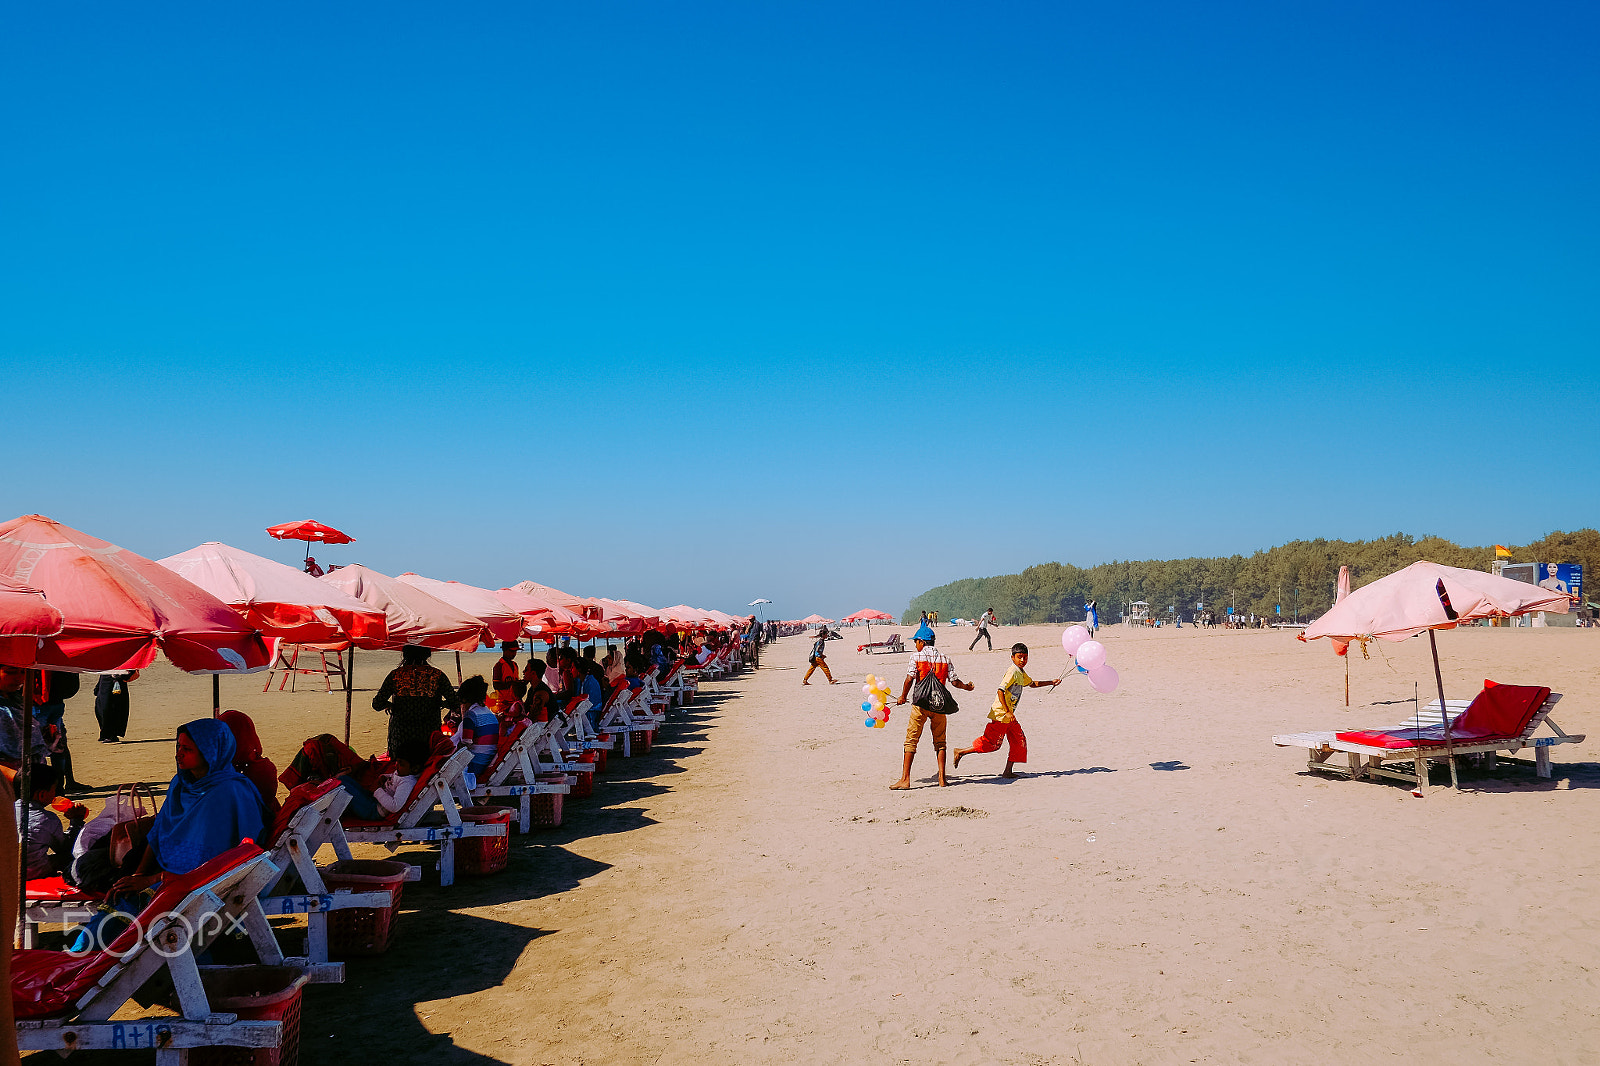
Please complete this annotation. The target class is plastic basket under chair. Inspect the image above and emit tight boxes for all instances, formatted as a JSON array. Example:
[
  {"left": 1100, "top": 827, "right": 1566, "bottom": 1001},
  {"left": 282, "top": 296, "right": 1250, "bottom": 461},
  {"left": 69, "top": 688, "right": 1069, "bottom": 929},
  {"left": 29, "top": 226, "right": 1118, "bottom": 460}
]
[
  {"left": 320, "top": 859, "right": 411, "bottom": 958},
  {"left": 191, "top": 965, "right": 310, "bottom": 1066},
  {"left": 458, "top": 805, "right": 513, "bottom": 874},
  {"left": 568, "top": 763, "right": 595, "bottom": 799},
  {"left": 630, "top": 729, "right": 653, "bottom": 754},
  {"left": 593, "top": 736, "right": 610, "bottom": 773},
  {"left": 529, "top": 774, "right": 568, "bottom": 828}
]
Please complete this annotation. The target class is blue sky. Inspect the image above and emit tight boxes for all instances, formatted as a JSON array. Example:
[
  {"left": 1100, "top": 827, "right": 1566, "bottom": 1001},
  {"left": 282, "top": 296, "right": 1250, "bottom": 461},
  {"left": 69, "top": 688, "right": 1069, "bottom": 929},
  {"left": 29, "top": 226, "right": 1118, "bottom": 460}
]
[{"left": 4, "top": 1, "right": 1596, "bottom": 620}]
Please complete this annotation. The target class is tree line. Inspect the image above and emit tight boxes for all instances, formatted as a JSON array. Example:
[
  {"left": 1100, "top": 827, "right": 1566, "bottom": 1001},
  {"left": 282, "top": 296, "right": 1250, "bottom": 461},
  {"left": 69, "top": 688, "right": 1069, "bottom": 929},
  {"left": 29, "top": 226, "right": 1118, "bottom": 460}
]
[{"left": 902, "top": 529, "right": 1599, "bottom": 626}]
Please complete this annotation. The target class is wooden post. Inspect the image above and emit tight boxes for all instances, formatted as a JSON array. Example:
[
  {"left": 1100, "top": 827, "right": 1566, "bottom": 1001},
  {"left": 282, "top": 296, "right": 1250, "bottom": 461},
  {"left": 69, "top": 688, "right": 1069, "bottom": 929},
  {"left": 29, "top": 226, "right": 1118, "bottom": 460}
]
[
  {"left": 344, "top": 647, "right": 354, "bottom": 745},
  {"left": 1428, "top": 630, "right": 1459, "bottom": 789},
  {"left": 16, "top": 669, "right": 34, "bottom": 947}
]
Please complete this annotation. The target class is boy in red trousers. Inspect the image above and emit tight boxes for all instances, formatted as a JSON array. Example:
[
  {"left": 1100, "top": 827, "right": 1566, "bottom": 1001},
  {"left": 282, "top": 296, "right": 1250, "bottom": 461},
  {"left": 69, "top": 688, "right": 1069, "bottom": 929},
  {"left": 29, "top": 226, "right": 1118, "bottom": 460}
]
[{"left": 954, "top": 643, "right": 1057, "bottom": 778}]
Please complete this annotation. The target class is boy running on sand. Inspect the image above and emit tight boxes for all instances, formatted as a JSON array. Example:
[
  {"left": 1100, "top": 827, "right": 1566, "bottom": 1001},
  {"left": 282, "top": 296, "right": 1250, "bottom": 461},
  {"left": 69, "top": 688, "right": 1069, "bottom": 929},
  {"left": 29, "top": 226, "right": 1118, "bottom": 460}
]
[{"left": 954, "top": 643, "right": 1058, "bottom": 778}]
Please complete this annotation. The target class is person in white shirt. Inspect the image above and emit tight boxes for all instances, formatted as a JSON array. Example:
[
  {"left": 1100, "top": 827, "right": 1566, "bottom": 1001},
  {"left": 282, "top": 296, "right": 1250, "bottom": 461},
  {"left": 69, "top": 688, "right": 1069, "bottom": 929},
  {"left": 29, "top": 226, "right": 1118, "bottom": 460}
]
[{"left": 969, "top": 607, "right": 997, "bottom": 651}]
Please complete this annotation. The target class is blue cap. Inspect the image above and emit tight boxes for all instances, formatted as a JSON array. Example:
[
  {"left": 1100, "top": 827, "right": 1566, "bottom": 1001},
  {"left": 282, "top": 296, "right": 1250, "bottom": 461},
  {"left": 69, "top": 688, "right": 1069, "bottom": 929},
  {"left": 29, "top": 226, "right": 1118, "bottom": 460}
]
[{"left": 913, "top": 625, "right": 936, "bottom": 643}]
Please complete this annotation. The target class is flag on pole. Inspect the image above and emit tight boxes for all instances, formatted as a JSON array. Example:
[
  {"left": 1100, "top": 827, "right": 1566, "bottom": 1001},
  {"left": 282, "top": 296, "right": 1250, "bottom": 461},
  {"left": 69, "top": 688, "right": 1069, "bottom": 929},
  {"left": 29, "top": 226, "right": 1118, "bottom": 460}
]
[{"left": 1494, "top": 545, "right": 1513, "bottom": 558}]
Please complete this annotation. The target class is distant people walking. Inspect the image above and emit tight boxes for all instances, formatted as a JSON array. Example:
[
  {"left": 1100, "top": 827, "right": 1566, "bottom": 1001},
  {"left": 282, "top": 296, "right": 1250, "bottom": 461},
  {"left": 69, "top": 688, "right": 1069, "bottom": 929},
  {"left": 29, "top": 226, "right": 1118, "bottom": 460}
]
[
  {"left": 969, "top": 607, "right": 997, "bottom": 651},
  {"left": 1085, "top": 600, "right": 1099, "bottom": 637},
  {"left": 802, "top": 629, "right": 837, "bottom": 685}
]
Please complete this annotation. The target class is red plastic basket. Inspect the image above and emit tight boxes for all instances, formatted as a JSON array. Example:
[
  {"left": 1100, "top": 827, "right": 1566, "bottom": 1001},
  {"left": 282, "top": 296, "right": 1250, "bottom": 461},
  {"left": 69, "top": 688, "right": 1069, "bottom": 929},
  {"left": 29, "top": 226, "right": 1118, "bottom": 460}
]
[
  {"left": 568, "top": 762, "right": 594, "bottom": 799},
  {"left": 192, "top": 966, "right": 309, "bottom": 1066},
  {"left": 528, "top": 774, "right": 568, "bottom": 828},
  {"left": 594, "top": 735, "right": 611, "bottom": 773},
  {"left": 458, "top": 805, "right": 512, "bottom": 874},
  {"left": 631, "top": 729, "right": 653, "bottom": 754},
  {"left": 321, "top": 859, "right": 409, "bottom": 958}
]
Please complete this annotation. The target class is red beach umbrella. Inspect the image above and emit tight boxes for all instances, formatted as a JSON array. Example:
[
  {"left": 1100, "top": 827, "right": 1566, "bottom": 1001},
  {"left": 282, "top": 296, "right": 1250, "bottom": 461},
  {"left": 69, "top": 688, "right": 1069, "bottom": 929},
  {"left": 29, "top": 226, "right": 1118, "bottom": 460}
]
[
  {"left": 0, "top": 578, "right": 65, "bottom": 668},
  {"left": 397, "top": 573, "right": 526, "bottom": 644},
  {"left": 0, "top": 515, "right": 271, "bottom": 675},
  {"left": 266, "top": 519, "right": 355, "bottom": 566}
]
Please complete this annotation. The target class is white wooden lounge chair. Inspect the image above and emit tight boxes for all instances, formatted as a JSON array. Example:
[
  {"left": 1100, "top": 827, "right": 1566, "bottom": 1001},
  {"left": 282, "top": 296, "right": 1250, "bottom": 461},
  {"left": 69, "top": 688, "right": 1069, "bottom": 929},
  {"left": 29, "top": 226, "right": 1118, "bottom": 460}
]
[
  {"left": 341, "top": 747, "right": 507, "bottom": 886},
  {"left": 468, "top": 723, "right": 571, "bottom": 832},
  {"left": 255, "top": 779, "right": 420, "bottom": 972},
  {"left": 15, "top": 844, "right": 297, "bottom": 1064},
  {"left": 1274, "top": 684, "right": 1583, "bottom": 792}
]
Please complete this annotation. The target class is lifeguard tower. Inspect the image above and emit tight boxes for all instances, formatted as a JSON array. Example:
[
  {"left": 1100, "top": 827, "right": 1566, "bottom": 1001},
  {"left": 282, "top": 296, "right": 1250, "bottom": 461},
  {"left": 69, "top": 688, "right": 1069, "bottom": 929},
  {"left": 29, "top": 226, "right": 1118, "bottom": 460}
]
[{"left": 1127, "top": 601, "right": 1150, "bottom": 625}]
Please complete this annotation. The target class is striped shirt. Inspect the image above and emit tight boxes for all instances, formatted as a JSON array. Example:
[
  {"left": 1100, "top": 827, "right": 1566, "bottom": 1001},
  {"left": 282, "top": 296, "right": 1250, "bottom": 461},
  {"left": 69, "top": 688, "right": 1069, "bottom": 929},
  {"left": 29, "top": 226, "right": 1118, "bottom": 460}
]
[
  {"left": 906, "top": 645, "right": 958, "bottom": 684},
  {"left": 459, "top": 703, "right": 501, "bottom": 775}
]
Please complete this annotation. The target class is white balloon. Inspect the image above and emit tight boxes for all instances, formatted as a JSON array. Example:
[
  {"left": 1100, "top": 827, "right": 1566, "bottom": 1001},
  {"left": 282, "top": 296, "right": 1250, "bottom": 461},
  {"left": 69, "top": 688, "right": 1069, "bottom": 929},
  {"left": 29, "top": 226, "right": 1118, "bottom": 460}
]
[
  {"left": 1061, "top": 625, "right": 1090, "bottom": 654},
  {"left": 1087, "top": 664, "right": 1119, "bottom": 693},
  {"left": 1075, "top": 640, "right": 1107, "bottom": 671}
]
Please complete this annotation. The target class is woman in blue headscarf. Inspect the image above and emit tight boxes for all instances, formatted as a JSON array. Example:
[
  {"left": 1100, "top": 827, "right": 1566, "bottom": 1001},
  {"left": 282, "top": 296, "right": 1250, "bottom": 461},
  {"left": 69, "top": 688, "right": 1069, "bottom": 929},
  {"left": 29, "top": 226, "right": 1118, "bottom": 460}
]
[{"left": 112, "top": 718, "right": 266, "bottom": 891}]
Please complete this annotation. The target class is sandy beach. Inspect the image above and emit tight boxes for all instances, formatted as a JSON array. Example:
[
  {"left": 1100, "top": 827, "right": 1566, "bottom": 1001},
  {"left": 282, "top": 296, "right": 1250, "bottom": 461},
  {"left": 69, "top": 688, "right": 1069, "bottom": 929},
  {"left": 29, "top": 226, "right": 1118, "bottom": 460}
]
[{"left": 47, "top": 623, "right": 1600, "bottom": 1065}]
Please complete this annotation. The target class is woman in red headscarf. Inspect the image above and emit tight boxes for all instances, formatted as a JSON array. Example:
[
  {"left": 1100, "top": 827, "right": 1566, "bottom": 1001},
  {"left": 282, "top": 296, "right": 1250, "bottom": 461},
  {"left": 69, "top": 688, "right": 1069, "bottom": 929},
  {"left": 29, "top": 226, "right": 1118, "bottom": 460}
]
[{"left": 218, "top": 710, "right": 280, "bottom": 820}]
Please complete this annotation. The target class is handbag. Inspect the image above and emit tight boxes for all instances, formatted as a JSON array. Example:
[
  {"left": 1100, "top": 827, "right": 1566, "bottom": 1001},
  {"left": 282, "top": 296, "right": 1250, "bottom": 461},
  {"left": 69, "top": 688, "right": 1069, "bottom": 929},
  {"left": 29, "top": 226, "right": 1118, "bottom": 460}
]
[
  {"left": 106, "top": 782, "right": 158, "bottom": 867},
  {"left": 910, "top": 669, "right": 959, "bottom": 715}
]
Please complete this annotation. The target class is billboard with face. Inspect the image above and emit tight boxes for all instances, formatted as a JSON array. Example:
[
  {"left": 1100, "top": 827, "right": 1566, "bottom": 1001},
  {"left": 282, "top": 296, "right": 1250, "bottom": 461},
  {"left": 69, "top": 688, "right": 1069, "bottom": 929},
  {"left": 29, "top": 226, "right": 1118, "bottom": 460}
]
[{"left": 1537, "top": 563, "right": 1583, "bottom": 601}]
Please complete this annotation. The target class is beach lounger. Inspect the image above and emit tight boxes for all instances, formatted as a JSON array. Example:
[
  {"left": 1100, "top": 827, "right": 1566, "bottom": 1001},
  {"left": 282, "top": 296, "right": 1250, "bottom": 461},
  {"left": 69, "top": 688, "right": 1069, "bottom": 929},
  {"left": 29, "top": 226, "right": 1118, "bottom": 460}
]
[
  {"left": 1273, "top": 683, "right": 1584, "bottom": 791},
  {"left": 468, "top": 721, "right": 571, "bottom": 832},
  {"left": 23, "top": 778, "right": 413, "bottom": 967},
  {"left": 341, "top": 747, "right": 508, "bottom": 886},
  {"left": 15, "top": 843, "right": 298, "bottom": 1064},
  {"left": 255, "top": 778, "right": 420, "bottom": 973},
  {"left": 858, "top": 634, "right": 905, "bottom": 655}
]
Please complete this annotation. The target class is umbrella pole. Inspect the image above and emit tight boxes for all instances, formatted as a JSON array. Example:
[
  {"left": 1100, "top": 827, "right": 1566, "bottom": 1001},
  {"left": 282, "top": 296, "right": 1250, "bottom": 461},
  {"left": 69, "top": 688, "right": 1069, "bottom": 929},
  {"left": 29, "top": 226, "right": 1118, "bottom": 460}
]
[
  {"left": 1345, "top": 654, "right": 1349, "bottom": 707},
  {"left": 1427, "top": 629, "right": 1459, "bottom": 789},
  {"left": 16, "top": 669, "right": 34, "bottom": 947},
  {"left": 454, "top": 651, "right": 462, "bottom": 685},
  {"left": 344, "top": 647, "right": 354, "bottom": 745},
  {"left": 212, "top": 673, "right": 220, "bottom": 717}
]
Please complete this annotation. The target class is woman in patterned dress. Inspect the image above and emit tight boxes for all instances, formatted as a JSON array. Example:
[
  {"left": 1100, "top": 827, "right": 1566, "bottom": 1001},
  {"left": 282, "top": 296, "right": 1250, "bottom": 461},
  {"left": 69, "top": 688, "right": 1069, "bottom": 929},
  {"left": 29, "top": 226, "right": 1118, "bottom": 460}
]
[{"left": 372, "top": 645, "right": 456, "bottom": 755}]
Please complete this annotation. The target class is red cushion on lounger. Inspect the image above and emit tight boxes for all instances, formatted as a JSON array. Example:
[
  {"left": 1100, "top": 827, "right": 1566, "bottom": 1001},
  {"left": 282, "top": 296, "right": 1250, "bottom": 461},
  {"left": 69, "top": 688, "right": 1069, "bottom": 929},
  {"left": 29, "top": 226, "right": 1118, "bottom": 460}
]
[
  {"left": 1335, "top": 730, "right": 1421, "bottom": 749},
  {"left": 1451, "top": 682, "right": 1550, "bottom": 739},
  {"left": 1336, "top": 681, "right": 1552, "bottom": 748},
  {"left": 13, "top": 842, "right": 265, "bottom": 1018},
  {"left": 24, "top": 875, "right": 99, "bottom": 903},
  {"left": 266, "top": 778, "right": 343, "bottom": 844}
]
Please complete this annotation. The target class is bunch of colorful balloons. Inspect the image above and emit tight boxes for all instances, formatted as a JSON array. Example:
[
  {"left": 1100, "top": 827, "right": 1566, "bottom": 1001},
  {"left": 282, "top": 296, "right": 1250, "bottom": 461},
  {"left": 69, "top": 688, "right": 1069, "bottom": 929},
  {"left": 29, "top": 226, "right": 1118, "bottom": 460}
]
[
  {"left": 861, "top": 674, "right": 895, "bottom": 727},
  {"left": 1062, "top": 625, "right": 1120, "bottom": 693}
]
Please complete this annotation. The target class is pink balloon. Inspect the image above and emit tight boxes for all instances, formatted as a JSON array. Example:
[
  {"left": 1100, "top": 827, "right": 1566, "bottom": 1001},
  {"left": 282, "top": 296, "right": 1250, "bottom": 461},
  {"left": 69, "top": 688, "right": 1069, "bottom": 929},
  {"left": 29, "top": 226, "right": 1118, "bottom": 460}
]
[
  {"left": 1061, "top": 625, "right": 1090, "bottom": 654},
  {"left": 1087, "top": 664, "right": 1119, "bottom": 693},
  {"left": 1075, "top": 639, "right": 1107, "bottom": 671}
]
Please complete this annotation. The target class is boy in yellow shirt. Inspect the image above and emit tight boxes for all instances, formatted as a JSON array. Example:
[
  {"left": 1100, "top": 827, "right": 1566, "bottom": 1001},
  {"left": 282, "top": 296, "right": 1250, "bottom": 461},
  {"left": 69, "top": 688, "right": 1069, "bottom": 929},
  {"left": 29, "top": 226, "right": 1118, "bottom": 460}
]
[{"left": 954, "top": 643, "right": 1058, "bottom": 778}]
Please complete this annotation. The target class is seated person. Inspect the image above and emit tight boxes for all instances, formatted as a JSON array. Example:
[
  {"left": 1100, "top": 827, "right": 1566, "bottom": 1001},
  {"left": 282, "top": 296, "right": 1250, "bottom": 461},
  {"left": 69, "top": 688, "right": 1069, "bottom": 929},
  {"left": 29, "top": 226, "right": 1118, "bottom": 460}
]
[
  {"left": 455, "top": 676, "right": 499, "bottom": 776},
  {"left": 15, "top": 763, "right": 85, "bottom": 879},
  {"left": 219, "top": 710, "right": 281, "bottom": 821},
  {"left": 280, "top": 732, "right": 363, "bottom": 790},
  {"left": 110, "top": 719, "right": 267, "bottom": 893},
  {"left": 335, "top": 738, "right": 429, "bottom": 821},
  {"left": 521, "top": 657, "right": 552, "bottom": 722}
]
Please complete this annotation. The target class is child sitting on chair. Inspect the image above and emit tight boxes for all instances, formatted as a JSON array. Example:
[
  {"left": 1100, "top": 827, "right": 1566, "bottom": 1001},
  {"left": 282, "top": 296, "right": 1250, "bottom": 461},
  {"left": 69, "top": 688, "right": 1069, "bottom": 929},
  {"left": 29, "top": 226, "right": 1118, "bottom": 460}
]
[
  {"left": 16, "top": 764, "right": 86, "bottom": 879},
  {"left": 336, "top": 739, "right": 428, "bottom": 820}
]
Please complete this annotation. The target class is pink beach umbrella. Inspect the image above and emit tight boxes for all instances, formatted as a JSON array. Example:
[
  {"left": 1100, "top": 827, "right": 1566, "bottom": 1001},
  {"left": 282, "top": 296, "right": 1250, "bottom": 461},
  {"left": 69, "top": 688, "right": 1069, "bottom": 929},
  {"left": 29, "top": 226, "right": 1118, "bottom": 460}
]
[
  {"left": 159, "top": 542, "right": 388, "bottom": 647},
  {"left": 841, "top": 607, "right": 894, "bottom": 641},
  {"left": 320, "top": 565, "right": 488, "bottom": 652},
  {"left": 1302, "top": 560, "right": 1571, "bottom": 787},
  {"left": 396, "top": 574, "right": 525, "bottom": 643},
  {"left": 492, "top": 587, "right": 590, "bottom": 638}
]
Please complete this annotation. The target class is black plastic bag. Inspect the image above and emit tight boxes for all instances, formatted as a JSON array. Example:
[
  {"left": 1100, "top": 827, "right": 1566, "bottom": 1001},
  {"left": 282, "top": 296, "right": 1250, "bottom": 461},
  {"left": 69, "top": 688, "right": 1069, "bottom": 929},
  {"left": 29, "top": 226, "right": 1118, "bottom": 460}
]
[{"left": 910, "top": 671, "right": 959, "bottom": 715}]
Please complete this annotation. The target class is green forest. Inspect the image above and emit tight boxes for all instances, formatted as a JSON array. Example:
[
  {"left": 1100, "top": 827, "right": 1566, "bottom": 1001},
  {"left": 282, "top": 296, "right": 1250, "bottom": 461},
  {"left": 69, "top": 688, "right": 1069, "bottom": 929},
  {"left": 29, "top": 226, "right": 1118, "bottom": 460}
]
[{"left": 903, "top": 529, "right": 1599, "bottom": 626}]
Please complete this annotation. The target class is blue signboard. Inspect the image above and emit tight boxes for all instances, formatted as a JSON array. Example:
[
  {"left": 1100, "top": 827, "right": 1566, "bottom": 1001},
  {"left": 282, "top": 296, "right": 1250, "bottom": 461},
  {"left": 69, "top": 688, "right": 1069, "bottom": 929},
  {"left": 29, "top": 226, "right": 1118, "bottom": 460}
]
[
  {"left": 1537, "top": 563, "right": 1583, "bottom": 601},
  {"left": 1275, "top": 604, "right": 1281, "bottom": 615}
]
